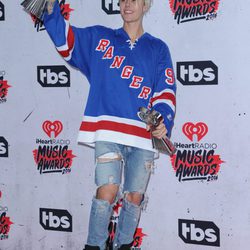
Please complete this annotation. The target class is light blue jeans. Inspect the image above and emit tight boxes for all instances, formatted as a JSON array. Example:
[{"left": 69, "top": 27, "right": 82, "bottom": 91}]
[{"left": 86, "top": 141, "right": 155, "bottom": 250}]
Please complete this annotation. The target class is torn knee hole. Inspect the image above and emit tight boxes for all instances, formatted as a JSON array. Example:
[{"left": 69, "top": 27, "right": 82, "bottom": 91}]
[
  {"left": 124, "top": 192, "right": 143, "bottom": 206},
  {"left": 125, "top": 192, "right": 149, "bottom": 211},
  {"left": 96, "top": 152, "right": 122, "bottom": 163}
]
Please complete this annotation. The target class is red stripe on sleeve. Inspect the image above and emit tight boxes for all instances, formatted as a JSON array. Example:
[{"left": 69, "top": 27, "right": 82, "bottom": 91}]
[
  {"left": 150, "top": 93, "right": 176, "bottom": 106},
  {"left": 58, "top": 25, "right": 75, "bottom": 58}
]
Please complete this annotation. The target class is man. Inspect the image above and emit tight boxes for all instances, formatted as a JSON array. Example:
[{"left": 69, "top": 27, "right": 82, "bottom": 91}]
[{"left": 44, "top": 0, "right": 176, "bottom": 249}]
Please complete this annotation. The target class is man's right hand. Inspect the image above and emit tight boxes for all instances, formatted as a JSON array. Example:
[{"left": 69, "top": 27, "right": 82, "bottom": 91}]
[{"left": 47, "top": 0, "right": 56, "bottom": 15}]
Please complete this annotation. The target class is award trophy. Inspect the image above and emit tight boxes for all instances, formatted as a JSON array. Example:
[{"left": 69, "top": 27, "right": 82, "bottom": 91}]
[
  {"left": 21, "top": 0, "right": 48, "bottom": 20},
  {"left": 138, "top": 107, "right": 176, "bottom": 156}
]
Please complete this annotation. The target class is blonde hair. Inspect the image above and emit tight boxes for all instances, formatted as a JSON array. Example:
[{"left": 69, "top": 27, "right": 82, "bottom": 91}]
[{"left": 145, "top": 0, "right": 153, "bottom": 8}]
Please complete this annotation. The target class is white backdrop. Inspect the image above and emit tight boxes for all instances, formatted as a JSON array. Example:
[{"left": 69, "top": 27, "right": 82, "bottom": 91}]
[{"left": 1, "top": 0, "right": 250, "bottom": 249}]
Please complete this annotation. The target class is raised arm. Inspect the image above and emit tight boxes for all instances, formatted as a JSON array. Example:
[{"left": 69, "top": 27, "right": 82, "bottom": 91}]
[{"left": 43, "top": 0, "right": 94, "bottom": 79}]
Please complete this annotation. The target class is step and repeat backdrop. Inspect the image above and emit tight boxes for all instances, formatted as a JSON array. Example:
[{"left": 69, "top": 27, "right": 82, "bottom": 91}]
[{"left": 1, "top": 0, "right": 250, "bottom": 249}]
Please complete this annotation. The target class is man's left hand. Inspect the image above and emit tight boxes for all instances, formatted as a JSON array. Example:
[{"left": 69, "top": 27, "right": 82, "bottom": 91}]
[{"left": 146, "top": 119, "right": 167, "bottom": 139}]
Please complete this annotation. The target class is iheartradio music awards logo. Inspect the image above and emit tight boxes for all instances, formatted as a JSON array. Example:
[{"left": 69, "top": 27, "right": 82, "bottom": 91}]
[
  {"left": 0, "top": 191, "right": 14, "bottom": 241},
  {"left": 169, "top": 0, "right": 220, "bottom": 24},
  {"left": 0, "top": 71, "right": 11, "bottom": 104},
  {"left": 32, "top": 0, "right": 73, "bottom": 32},
  {"left": 171, "top": 122, "right": 224, "bottom": 182},
  {"left": 32, "top": 120, "right": 76, "bottom": 175},
  {"left": 107, "top": 199, "right": 147, "bottom": 249}
]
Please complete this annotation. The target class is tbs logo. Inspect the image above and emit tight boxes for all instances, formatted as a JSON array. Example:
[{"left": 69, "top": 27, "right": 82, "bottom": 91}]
[
  {"left": 178, "top": 219, "right": 220, "bottom": 247},
  {"left": 177, "top": 61, "right": 218, "bottom": 86},
  {"left": 40, "top": 208, "right": 72, "bottom": 232},
  {"left": 102, "top": 0, "right": 120, "bottom": 15},
  {"left": 0, "top": 70, "right": 4, "bottom": 80},
  {"left": 0, "top": 137, "right": 8, "bottom": 157},
  {"left": 0, "top": 1, "right": 5, "bottom": 21},
  {"left": 37, "top": 65, "right": 70, "bottom": 87}
]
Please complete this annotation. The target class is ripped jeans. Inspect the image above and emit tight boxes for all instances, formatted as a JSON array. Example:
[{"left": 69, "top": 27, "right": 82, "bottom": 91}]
[{"left": 86, "top": 141, "right": 155, "bottom": 250}]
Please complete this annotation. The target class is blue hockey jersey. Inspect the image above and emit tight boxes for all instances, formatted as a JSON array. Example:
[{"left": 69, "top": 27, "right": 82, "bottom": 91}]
[{"left": 43, "top": 1, "right": 176, "bottom": 152}]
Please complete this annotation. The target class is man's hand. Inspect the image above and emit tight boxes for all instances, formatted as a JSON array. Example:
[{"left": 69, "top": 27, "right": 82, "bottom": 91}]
[
  {"left": 47, "top": 0, "right": 56, "bottom": 15},
  {"left": 146, "top": 119, "right": 167, "bottom": 139}
]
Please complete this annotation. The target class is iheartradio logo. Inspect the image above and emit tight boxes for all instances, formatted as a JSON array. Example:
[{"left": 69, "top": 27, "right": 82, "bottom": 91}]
[
  {"left": 42, "top": 121, "right": 63, "bottom": 138},
  {"left": 182, "top": 122, "right": 208, "bottom": 142}
]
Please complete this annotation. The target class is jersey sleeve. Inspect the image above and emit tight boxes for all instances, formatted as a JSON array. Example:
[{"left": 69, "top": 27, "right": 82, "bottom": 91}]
[
  {"left": 43, "top": 1, "right": 94, "bottom": 79},
  {"left": 150, "top": 42, "right": 176, "bottom": 137}
]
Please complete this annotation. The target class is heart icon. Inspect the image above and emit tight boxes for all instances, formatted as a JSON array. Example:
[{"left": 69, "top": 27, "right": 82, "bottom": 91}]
[
  {"left": 182, "top": 122, "right": 208, "bottom": 142},
  {"left": 42, "top": 120, "right": 63, "bottom": 138}
]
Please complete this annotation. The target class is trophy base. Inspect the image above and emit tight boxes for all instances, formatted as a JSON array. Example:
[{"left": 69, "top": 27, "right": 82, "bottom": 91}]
[{"left": 152, "top": 136, "right": 176, "bottom": 156}]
